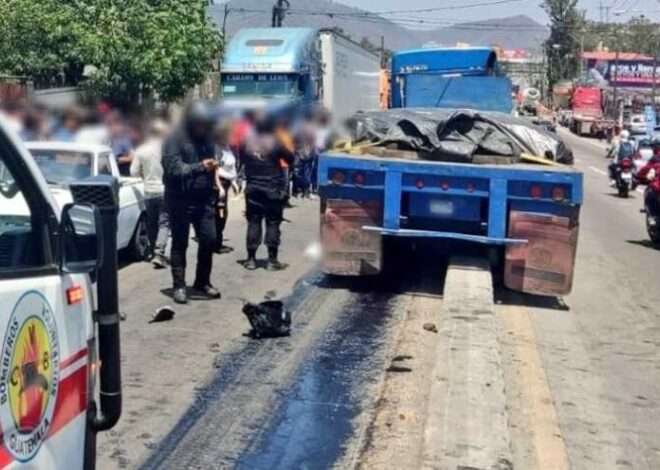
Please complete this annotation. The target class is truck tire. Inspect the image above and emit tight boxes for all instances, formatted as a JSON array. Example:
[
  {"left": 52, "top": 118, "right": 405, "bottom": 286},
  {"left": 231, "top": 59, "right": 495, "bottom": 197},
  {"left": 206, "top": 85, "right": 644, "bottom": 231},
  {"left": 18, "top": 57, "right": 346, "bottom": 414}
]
[{"left": 130, "top": 214, "right": 149, "bottom": 261}]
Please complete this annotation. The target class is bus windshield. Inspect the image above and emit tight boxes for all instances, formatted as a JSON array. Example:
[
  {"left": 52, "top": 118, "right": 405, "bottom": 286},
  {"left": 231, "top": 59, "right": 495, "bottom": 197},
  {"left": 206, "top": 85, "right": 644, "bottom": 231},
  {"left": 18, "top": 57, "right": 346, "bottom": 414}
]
[{"left": 222, "top": 73, "right": 299, "bottom": 99}]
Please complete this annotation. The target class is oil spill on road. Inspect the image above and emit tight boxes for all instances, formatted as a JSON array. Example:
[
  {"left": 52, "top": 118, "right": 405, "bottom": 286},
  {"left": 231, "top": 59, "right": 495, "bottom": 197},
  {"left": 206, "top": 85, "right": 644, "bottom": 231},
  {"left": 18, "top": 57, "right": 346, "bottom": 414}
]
[
  {"left": 139, "top": 271, "right": 325, "bottom": 470},
  {"left": 235, "top": 290, "right": 397, "bottom": 470}
]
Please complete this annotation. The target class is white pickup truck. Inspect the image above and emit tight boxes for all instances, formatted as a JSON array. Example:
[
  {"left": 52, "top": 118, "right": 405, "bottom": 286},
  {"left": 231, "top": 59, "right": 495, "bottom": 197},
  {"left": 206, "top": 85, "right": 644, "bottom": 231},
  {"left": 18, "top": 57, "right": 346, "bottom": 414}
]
[{"left": 24, "top": 142, "right": 149, "bottom": 259}]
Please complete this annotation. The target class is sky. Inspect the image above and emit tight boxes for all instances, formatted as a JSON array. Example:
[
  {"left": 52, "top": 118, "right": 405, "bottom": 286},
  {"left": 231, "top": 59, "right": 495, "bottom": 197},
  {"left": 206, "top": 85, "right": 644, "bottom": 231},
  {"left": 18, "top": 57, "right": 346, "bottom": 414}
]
[{"left": 335, "top": 0, "right": 660, "bottom": 25}]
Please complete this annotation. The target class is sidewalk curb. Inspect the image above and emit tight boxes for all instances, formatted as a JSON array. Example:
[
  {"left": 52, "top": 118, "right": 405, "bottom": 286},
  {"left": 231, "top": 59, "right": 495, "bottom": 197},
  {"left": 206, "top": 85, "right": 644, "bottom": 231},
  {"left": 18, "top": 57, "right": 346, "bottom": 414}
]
[{"left": 422, "top": 257, "right": 513, "bottom": 470}]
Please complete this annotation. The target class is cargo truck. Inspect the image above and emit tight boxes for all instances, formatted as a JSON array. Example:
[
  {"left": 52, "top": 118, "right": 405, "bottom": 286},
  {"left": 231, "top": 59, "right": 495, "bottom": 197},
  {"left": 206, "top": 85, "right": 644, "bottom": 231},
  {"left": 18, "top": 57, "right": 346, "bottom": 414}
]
[
  {"left": 319, "top": 48, "right": 583, "bottom": 296},
  {"left": 220, "top": 27, "right": 381, "bottom": 120},
  {"left": 569, "top": 86, "right": 614, "bottom": 137}
]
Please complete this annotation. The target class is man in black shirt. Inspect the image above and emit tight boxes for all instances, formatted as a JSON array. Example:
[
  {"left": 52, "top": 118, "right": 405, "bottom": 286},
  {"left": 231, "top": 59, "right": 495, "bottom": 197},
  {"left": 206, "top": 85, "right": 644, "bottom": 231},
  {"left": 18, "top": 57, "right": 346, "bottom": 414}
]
[
  {"left": 242, "top": 118, "right": 295, "bottom": 271},
  {"left": 162, "top": 101, "right": 220, "bottom": 304}
]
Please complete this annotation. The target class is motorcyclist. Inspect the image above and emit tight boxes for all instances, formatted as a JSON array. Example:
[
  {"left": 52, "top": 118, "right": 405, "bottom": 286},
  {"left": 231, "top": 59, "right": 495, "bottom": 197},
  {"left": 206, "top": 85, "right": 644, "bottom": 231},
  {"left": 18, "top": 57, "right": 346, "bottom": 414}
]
[
  {"left": 635, "top": 146, "right": 660, "bottom": 217},
  {"left": 162, "top": 101, "right": 220, "bottom": 304},
  {"left": 608, "top": 129, "right": 634, "bottom": 184}
]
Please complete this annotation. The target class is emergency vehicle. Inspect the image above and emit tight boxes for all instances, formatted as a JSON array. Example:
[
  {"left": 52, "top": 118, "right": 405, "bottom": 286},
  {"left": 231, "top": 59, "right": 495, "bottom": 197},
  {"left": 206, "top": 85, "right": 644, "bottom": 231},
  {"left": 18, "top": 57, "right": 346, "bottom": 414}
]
[{"left": 0, "top": 116, "right": 121, "bottom": 468}]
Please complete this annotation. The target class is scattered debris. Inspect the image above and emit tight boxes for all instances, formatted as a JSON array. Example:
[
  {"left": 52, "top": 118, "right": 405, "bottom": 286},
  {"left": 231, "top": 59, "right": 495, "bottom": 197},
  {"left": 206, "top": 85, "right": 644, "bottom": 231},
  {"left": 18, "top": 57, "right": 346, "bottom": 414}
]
[
  {"left": 208, "top": 342, "right": 221, "bottom": 353},
  {"left": 120, "top": 312, "right": 128, "bottom": 321},
  {"left": 264, "top": 290, "right": 277, "bottom": 300},
  {"left": 150, "top": 306, "right": 175, "bottom": 323},
  {"left": 422, "top": 322, "right": 438, "bottom": 333},
  {"left": 242, "top": 300, "right": 291, "bottom": 339}
]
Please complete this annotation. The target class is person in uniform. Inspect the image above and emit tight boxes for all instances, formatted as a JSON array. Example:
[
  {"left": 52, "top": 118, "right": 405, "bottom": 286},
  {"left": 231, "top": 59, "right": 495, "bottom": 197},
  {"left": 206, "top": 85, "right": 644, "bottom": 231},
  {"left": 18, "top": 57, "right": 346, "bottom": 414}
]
[{"left": 162, "top": 101, "right": 220, "bottom": 304}]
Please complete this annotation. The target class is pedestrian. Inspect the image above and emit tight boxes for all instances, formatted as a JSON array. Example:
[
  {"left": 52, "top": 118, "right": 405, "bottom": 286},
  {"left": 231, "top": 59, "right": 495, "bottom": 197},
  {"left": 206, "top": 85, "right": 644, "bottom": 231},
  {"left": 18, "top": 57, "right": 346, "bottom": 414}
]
[
  {"left": 242, "top": 117, "right": 295, "bottom": 271},
  {"left": 51, "top": 107, "right": 83, "bottom": 141},
  {"left": 162, "top": 101, "right": 220, "bottom": 304},
  {"left": 292, "top": 115, "right": 316, "bottom": 198},
  {"left": 214, "top": 119, "right": 238, "bottom": 254},
  {"left": 130, "top": 119, "right": 170, "bottom": 269},
  {"left": 108, "top": 112, "right": 135, "bottom": 176}
]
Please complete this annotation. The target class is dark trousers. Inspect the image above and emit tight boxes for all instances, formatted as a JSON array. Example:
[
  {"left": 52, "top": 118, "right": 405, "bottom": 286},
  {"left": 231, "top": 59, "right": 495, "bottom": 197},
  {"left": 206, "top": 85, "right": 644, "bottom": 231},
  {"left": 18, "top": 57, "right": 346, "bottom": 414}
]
[
  {"left": 245, "top": 189, "right": 284, "bottom": 253},
  {"left": 645, "top": 187, "right": 660, "bottom": 215},
  {"left": 293, "top": 156, "right": 314, "bottom": 196},
  {"left": 168, "top": 196, "right": 216, "bottom": 289},
  {"left": 145, "top": 195, "right": 170, "bottom": 257}
]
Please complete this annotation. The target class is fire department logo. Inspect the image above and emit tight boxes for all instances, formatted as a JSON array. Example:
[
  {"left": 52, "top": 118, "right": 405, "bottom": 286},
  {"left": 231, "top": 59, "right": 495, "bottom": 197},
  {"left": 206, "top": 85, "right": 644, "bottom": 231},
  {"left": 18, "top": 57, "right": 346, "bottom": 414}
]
[{"left": 0, "top": 291, "right": 60, "bottom": 462}]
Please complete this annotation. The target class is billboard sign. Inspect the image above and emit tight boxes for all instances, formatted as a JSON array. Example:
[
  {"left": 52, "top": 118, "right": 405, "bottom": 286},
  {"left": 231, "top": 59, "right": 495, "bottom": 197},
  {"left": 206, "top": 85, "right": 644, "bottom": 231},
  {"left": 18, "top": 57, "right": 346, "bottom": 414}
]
[{"left": 586, "top": 58, "right": 659, "bottom": 88}]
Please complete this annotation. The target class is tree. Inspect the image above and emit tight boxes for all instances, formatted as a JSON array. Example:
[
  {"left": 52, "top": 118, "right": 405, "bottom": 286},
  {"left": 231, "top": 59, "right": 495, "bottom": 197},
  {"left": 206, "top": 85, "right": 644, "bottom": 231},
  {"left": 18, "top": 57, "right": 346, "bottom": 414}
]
[
  {"left": 77, "top": 0, "right": 222, "bottom": 106},
  {"left": 542, "top": 0, "right": 584, "bottom": 87},
  {"left": 0, "top": 0, "right": 222, "bottom": 107},
  {"left": 0, "top": 0, "right": 87, "bottom": 86}
]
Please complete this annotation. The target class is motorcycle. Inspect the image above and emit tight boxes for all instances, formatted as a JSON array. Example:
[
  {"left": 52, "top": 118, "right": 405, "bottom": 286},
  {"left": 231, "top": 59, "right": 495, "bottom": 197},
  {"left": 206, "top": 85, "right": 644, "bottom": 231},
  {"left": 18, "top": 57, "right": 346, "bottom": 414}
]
[
  {"left": 641, "top": 185, "right": 660, "bottom": 244},
  {"left": 614, "top": 157, "right": 635, "bottom": 198}
]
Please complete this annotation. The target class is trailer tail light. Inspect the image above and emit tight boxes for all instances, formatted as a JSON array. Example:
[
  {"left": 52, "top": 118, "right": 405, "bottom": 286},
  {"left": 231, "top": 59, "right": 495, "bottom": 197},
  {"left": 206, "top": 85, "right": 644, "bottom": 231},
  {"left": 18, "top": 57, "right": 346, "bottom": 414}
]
[
  {"left": 416, "top": 178, "right": 425, "bottom": 189},
  {"left": 466, "top": 182, "right": 475, "bottom": 193},
  {"left": 354, "top": 173, "right": 365, "bottom": 186},
  {"left": 530, "top": 185, "right": 543, "bottom": 199},
  {"left": 552, "top": 186, "right": 566, "bottom": 202},
  {"left": 332, "top": 171, "right": 346, "bottom": 185},
  {"left": 441, "top": 181, "right": 450, "bottom": 191},
  {"left": 66, "top": 285, "right": 83, "bottom": 305}
]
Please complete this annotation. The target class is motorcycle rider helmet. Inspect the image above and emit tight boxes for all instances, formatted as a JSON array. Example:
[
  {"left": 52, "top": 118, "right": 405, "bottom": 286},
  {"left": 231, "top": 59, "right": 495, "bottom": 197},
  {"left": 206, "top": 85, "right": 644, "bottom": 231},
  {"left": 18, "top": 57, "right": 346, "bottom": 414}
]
[{"left": 184, "top": 100, "right": 215, "bottom": 140}]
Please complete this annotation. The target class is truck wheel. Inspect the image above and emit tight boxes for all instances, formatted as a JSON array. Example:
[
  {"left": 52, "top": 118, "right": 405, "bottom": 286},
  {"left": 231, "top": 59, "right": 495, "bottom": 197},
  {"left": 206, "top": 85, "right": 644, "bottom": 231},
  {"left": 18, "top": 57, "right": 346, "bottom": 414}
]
[{"left": 130, "top": 215, "right": 149, "bottom": 261}]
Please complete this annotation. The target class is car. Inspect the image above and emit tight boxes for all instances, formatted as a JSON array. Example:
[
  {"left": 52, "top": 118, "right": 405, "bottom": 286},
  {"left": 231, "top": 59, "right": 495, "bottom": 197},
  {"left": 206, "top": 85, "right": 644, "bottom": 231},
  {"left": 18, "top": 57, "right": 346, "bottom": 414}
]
[
  {"left": 627, "top": 113, "right": 647, "bottom": 135},
  {"left": 24, "top": 142, "right": 148, "bottom": 259}
]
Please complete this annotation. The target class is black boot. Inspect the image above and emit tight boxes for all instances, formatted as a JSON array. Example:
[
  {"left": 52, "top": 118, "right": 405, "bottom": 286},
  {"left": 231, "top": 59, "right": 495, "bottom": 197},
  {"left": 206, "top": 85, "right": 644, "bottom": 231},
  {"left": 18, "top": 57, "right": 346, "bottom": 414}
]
[
  {"left": 245, "top": 249, "right": 258, "bottom": 270},
  {"left": 266, "top": 247, "right": 284, "bottom": 271}
]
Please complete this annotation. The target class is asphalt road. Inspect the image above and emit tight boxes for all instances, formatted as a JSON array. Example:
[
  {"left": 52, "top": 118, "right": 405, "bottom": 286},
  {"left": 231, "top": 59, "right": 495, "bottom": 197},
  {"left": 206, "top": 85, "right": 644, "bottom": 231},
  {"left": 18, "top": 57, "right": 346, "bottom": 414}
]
[
  {"left": 97, "top": 132, "right": 660, "bottom": 469},
  {"left": 500, "top": 129, "right": 660, "bottom": 469}
]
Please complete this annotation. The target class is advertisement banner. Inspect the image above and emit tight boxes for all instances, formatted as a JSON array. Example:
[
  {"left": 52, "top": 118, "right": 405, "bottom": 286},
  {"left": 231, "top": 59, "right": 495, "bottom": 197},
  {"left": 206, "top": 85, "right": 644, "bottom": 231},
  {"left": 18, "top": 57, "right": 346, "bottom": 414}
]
[{"left": 587, "top": 58, "right": 659, "bottom": 88}]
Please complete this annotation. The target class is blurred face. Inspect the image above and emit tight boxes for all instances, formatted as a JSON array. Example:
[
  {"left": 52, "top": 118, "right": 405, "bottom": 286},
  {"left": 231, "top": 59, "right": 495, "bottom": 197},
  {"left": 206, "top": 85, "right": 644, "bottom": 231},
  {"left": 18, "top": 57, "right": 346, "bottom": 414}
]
[
  {"left": 64, "top": 115, "right": 80, "bottom": 131},
  {"left": 191, "top": 121, "right": 210, "bottom": 139},
  {"left": 216, "top": 127, "right": 232, "bottom": 146},
  {"left": 109, "top": 119, "right": 124, "bottom": 136}
]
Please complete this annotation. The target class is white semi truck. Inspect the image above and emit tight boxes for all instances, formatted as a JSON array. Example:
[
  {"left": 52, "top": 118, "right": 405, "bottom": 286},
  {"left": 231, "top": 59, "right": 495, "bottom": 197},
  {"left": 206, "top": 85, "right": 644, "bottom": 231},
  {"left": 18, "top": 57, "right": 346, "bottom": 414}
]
[{"left": 220, "top": 27, "right": 381, "bottom": 121}]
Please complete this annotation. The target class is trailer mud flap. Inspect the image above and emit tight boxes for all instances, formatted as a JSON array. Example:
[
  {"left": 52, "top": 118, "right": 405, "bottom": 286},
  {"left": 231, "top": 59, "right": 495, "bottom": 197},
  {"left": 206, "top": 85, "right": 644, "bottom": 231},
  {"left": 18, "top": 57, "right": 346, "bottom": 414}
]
[
  {"left": 321, "top": 199, "right": 382, "bottom": 275},
  {"left": 504, "top": 211, "right": 579, "bottom": 296}
]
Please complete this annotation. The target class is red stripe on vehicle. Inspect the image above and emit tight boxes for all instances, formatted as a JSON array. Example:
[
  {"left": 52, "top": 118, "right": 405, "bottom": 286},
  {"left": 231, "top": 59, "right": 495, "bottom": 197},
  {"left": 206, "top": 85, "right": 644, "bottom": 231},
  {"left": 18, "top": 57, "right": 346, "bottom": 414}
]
[
  {"left": 47, "top": 365, "right": 88, "bottom": 439},
  {"left": 60, "top": 347, "right": 88, "bottom": 370},
  {"left": 0, "top": 447, "right": 12, "bottom": 468}
]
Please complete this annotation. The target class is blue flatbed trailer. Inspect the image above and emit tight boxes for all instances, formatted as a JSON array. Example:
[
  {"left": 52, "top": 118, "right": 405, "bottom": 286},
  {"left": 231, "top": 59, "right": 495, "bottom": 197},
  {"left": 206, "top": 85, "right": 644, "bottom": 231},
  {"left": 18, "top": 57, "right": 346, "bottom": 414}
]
[
  {"left": 318, "top": 47, "right": 583, "bottom": 296},
  {"left": 318, "top": 153, "right": 583, "bottom": 296}
]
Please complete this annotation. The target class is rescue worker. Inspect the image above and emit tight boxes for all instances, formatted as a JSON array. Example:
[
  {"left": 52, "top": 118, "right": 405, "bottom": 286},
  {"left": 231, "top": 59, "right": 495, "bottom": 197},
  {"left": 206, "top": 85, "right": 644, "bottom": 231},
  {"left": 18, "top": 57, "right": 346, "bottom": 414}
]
[
  {"left": 242, "top": 116, "right": 295, "bottom": 271},
  {"left": 162, "top": 101, "right": 220, "bottom": 304}
]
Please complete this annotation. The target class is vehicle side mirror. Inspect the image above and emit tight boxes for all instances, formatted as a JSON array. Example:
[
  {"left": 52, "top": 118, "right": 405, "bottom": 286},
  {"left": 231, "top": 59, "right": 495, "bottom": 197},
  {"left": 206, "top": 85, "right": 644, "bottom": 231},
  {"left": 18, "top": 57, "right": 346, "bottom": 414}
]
[{"left": 60, "top": 203, "right": 104, "bottom": 273}]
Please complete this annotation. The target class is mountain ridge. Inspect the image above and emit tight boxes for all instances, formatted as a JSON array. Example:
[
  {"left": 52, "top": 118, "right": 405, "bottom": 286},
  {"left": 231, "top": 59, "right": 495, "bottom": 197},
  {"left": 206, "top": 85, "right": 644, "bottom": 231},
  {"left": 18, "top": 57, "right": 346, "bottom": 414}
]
[{"left": 209, "top": 0, "right": 548, "bottom": 51}]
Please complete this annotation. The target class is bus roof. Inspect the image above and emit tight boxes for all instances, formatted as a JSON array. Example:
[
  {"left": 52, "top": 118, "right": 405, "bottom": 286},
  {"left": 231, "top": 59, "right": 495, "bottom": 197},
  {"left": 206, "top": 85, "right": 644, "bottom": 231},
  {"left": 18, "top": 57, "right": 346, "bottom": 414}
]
[
  {"left": 222, "top": 27, "right": 318, "bottom": 73},
  {"left": 391, "top": 47, "right": 500, "bottom": 76}
]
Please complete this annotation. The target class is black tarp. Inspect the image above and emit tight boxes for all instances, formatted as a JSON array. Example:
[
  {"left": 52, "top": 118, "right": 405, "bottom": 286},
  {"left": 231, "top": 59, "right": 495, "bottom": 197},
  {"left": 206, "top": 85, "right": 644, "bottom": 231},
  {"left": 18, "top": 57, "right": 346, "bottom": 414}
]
[{"left": 343, "top": 108, "right": 573, "bottom": 165}]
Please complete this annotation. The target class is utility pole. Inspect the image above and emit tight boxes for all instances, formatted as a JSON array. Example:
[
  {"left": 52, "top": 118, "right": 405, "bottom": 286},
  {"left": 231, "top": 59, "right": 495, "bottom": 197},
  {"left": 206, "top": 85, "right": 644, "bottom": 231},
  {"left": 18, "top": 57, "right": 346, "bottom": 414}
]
[
  {"left": 613, "top": 47, "right": 620, "bottom": 126},
  {"left": 271, "top": 0, "right": 290, "bottom": 27},
  {"left": 380, "top": 35, "right": 385, "bottom": 68}
]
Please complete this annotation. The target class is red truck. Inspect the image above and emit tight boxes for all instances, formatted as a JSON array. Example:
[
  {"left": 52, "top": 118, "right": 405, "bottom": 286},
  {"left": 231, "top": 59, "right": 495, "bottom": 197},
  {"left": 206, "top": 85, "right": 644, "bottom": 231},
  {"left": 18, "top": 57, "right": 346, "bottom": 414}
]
[{"left": 569, "top": 86, "right": 614, "bottom": 137}]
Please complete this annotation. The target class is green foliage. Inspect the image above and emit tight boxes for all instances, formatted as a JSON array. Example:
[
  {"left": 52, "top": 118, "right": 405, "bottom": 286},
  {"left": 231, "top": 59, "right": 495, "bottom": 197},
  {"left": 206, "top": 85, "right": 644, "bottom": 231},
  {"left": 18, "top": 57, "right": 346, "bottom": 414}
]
[
  {"left": 0, "top": 0, "right": 222, "bottom": 106},
  {"left": 583, "top": 17, "right": 660, "bottom": 57},
  {"left": 542, "top": 0, "right": 584, "bottom": 86}
]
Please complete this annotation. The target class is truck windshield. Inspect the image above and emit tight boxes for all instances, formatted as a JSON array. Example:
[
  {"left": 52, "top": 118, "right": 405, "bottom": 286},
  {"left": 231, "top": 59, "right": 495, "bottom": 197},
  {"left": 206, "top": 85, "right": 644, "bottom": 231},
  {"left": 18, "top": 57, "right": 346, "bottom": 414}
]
[
  {"left": 222, "top": 73, "right": 299, "bottom": 98},
  {"left": 30, "top": 150, "right": 93, "bottom": 185}
]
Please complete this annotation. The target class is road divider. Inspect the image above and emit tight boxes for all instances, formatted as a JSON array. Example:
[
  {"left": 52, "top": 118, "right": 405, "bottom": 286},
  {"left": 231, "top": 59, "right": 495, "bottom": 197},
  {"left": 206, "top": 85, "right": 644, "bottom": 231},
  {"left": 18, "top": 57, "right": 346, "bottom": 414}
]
[{"left": 422, "top": 257, "right": 512, "bottom": 469}]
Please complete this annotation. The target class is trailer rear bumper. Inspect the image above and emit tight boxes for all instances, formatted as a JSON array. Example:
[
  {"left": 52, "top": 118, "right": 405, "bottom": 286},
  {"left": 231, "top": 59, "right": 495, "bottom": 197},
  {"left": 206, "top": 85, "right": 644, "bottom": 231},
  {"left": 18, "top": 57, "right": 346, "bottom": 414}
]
[{"left": 362, "top": 226, "right": 527, "bottom": 245}]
